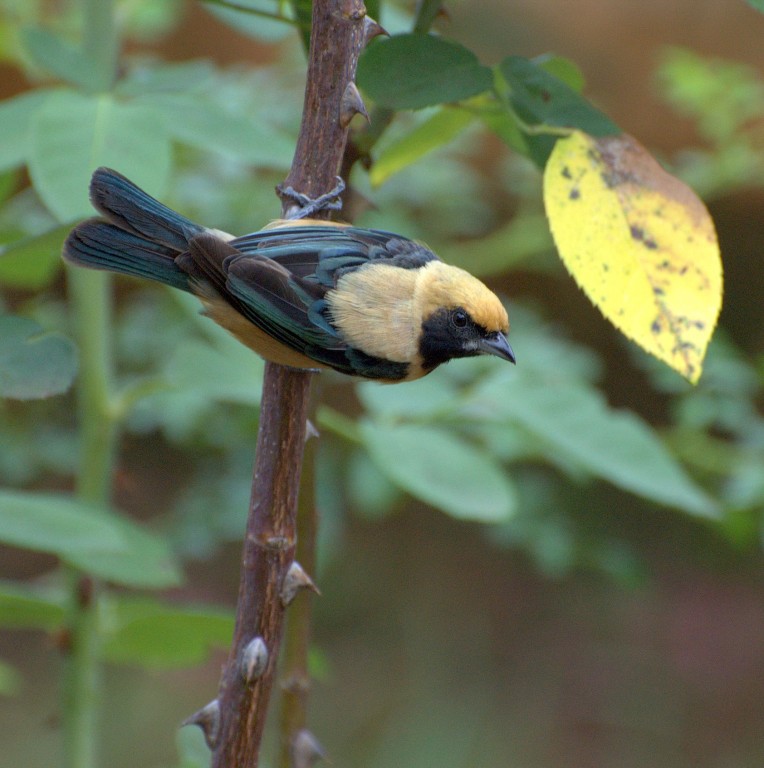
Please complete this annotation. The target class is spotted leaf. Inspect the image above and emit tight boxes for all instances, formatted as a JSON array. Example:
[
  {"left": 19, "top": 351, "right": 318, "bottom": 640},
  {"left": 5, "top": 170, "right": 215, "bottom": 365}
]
[{"left": 543, "top": 130, "right": 722, "bottom": 383}]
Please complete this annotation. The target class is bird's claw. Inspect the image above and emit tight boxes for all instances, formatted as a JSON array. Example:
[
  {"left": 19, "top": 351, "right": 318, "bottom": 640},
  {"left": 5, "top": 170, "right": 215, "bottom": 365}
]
[{"left": 278, "top": 177, "right": 346, "bottom": 220}]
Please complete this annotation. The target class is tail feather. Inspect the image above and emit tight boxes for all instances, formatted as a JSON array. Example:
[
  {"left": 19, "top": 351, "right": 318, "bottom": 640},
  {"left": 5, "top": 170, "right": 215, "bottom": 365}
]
[
  {"left": 63, "top": 219, "right": 192, "bottom": 292},
  {"left": 89, "top": 167, "right": 205, "bottom": 252}
]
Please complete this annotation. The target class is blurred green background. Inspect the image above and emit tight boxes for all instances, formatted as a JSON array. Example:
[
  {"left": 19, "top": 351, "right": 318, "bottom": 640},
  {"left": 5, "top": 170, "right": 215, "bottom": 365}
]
[{"left": 1, "top": 1, "right": 764, "bottom": 766}]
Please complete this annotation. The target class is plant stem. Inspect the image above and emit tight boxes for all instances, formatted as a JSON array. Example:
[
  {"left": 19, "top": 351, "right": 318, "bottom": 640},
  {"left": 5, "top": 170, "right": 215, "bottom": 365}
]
[
  {"left": 69, "top": 270, "right": 117, "bottom": 504},
  {"left": 61, "top": 4, "right": 120, "bottom": 762},
  {"left": 63, "top": 268, "right": 118, "bottom": 768},
  {"left": 276, "top": 431, "right": 319, "bottom": 768},
  {"left": 61, "top": 571, "right": 101, "bottom": 768},
  {"left": 210, "top": 2, "right": 368, "bottom": 765},
  {"left": 83, "top": 0, "right": 118, "bottom": 92}
]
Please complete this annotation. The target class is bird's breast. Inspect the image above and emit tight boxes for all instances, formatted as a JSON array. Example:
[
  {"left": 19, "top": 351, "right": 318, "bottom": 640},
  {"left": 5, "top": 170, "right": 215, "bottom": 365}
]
[{"left": 326, "top": 265, "right": 421, "bottom": 364}]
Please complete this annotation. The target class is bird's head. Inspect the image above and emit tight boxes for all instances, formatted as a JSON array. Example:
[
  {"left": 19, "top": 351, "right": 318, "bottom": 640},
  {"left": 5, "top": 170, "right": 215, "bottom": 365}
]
[{"left": 415, "top": 262, "right": 515, "bottom": 372}]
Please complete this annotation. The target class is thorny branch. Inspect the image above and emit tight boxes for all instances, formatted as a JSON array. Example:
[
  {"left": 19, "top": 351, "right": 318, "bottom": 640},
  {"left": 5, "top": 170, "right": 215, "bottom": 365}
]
[{"left": 184, "top": 2, "right": 373, "bottom": 766}]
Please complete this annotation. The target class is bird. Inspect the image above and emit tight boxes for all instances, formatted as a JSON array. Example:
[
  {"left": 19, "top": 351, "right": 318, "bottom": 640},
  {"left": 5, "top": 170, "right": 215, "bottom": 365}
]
[{"left": 63, "top": 167, "right": 515, "bottom": 382}]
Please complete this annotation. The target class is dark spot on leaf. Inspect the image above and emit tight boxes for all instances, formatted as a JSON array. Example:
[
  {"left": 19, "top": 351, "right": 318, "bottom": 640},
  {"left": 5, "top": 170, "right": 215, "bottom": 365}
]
[
  {"left": 541, "top": 89, "right": 552, "bottom": 103},
  {"left": 651, "top": 320, "right": 661, "bottom": 333},
  {"left": 561, "top": 166, "right": 572, "bottom": 179},
  {"left": 569, "top": 188, "right": 580, "bottom": 200},
  {"left": 653, "top": 286, "right": 665, "bottom": 296},
  {"left": 602, "top": 263, "right": 609, "bottom": 272},
  {"left": 694, "top": 321, "right": 705, "bottom": 330},
  {"left": 629, "top": 225, "right": 658, "bottom": 249}
]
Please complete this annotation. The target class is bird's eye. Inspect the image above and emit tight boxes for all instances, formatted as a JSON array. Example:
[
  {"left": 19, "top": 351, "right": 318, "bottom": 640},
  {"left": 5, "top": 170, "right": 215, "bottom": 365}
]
[{"left": 451, "top": 309, "right": 468, "bottom": 328}]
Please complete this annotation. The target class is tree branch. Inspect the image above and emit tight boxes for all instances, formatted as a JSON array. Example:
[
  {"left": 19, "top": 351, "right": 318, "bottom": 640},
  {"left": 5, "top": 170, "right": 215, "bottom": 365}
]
[{"left": 204, "top": 2, "right": 369, "bottom": 766}]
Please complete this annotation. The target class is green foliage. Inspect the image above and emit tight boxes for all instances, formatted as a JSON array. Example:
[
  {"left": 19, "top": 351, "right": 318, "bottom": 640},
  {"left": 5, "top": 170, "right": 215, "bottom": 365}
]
[
  {"left": 29, "top": 90, "right": 172, "bottom": 222},
  {"left": 656, "top": 47, "right": 764, "bottom": 196},
  {"left": 0, "top": 3, "right": 761, "bottom": 767},
  {"left": 0, "top": 580, "right": 66, "bottom": 629},
  {"left": 21, "top": 25, "right": 103, "bottom": 90},
  {"left": 495, "top": 55, "right": 619, "bottom": 165},
  {"left": 358, "top": 34, "right": 493, "bottom": 109},
  {"left": 357, "top": 35, "right": 622, "bottom": 169},
  {"left": 0, "top": 489, "right": 181, "bottom": 586},
  {"left": 370, "top": 106, "right": 475, "bottom": 187},
  {"left": 100, "top": 596, "right": 233, "bottom": 667},
  {"left": 361, "top": 422, "right": 517, "bottom": 522},
  {"left": 0, "top": 225, "right": 70, "bottom": 288},
  {"left": 0, "top": 315, "right": 77, "bottom": 398}
]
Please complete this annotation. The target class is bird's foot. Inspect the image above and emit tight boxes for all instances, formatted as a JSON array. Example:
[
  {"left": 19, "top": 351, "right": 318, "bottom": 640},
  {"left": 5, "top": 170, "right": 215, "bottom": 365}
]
[{"left": 277, "top": 177, "right": 346, "bottom": 220}]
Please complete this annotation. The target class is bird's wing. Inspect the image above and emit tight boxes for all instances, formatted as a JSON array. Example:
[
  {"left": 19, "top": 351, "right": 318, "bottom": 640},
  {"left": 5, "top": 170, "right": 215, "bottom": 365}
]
[
  {"left": 185, "top": 229, "right": 419, "bottom": 380},
  {"left": 231, "top": 223, "right": 440, "bottom": 286},
  {"left": 184, "top": 234, "right": 347, "bottom": 358}
]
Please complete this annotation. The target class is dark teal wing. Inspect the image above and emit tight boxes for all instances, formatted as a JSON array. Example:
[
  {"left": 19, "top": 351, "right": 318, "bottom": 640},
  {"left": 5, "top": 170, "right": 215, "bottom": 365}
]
[
  {"left": 231, "top": 224, "right": 440, "bottom": 286},
  {"left": 185, "top": 233, "right": 410, "bottom": 380}
]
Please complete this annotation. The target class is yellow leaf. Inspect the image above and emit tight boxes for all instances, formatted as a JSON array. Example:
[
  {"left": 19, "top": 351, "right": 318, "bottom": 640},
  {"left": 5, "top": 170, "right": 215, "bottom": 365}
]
[{"left": 543, "top": 130, "right": 722, "bottom": 383}]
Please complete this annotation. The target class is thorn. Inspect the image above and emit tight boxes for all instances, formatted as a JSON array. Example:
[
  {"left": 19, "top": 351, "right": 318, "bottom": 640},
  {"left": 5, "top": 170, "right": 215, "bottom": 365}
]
[
  {"left": 291, "top": 729, "right": 326, "bottom": 768},
  {"left": 240, "top": 636, "right": 269, "bottom": 683},
  {"left": 305, "top": 419, "right": 320, "bottom": 442},
  {"left": 182, "top": 699, "right": 220, "bottom": 749},
  {"left": 281, "top": 671, "right": 311, "bottom": 696},
  {"left": 281, "top": 561, "right": 321, "bottom": 606},
  {"left": 363, "top": 15, "right": 388, "bottom": 46},
  {"left": 340, "top": 82, "right": 369, "bottom": 129}
]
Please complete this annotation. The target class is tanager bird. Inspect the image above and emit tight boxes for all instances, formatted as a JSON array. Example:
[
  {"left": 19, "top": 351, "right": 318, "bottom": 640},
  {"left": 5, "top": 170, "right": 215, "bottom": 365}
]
[{"left": 63, "top": 168, "right": 515, "bottom": 381}]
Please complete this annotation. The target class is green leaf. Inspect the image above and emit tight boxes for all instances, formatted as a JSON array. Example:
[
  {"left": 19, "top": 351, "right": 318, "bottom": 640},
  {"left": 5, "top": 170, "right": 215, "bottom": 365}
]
[
  {"left": 0, "top": 580, "right": 65, "bottom": 629},
  {"left": 0, "top": 225, "right": 68, "bottom": 289},
  {"left": 102, "top": 597, "right": 232, "bottom": 668},
  {"left": 0, "top": 660, "right": 21, "bottom": 696},
  {"left": 0, "top": 89, "right": 51, "bottom": 172},
  {"left": 347, "top": 449, "right": 402, "bottom": 519},
  {"left": 0, "top": 315, "right": 77, "bottom": 399},
  {"left": 141, "top": 94, "right": 294, "bottom": 169},
  {"left": 28, "top": 90, "right": 171, "bottom": 222},
  {"left": 358, "top": 34, "right": 493, "bottom": 110},
  {"left": 438, "top": 213, "right": 554, "bottom": 277},
  {"left": 488, "top": 379, "right": 719, "bottom": 518},
  {"left": 66, "top": 515, "right": 182, "bottom": 589},
  {"left": 0, "top": 489, "right": 181, "bottom": 587},
  {"left": 535, "top": 54, "right": 586, "bottom": 92},
  {"left": 165, "top": 336, "right": 264, "bottom": 406},
  {"left": 745, "top": 0, "right": 764, "bottom": 11},
  {"left": 0, "top": 489, "right": 125, "bottom": 556},
  {"left": 116, "top": 60, "right": 217, "bottom": 97},
  {"left": 413, "top": 0, "right": 444, "bottom": 33},
  {"left": 370, "top": 107, "right": 475, "bottom": 186},
  {"left": 500, "top": 56, "right": 618, "bottom": 133},
  {"left": 290, "top": 0, "right": 312, "bottom": 51},
  {"left": 496, "top": 56, "right": 619, "bottom": 166},
  {"left": 21, "top": 26, "right": 100, "bottom": 90},
  {"left": 176, "top": 727, "right": 211, "bottom": 768},
  {"left": 202, "top": 0, "right": 295, "bottom": 42},
  {"left": 361, "top": 422, "right": 516, "bottom": 522},
  {"left": 120, "top": 0, "right": 184, "bottom": 42},
  {"left": 357, "top": 374, "right": 456, "bottom": 420}
]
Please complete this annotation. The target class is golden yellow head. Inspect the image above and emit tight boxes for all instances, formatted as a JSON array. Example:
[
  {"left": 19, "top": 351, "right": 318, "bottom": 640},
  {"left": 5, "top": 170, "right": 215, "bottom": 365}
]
[{"left": 414, "top": 261, "right": 509, "bottom": 333}]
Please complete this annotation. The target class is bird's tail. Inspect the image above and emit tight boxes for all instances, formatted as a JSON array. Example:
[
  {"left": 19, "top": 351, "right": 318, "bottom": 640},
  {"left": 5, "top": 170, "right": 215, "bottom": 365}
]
[{"left": 62, "top": 167, "right": 207, "bottom": 291}]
